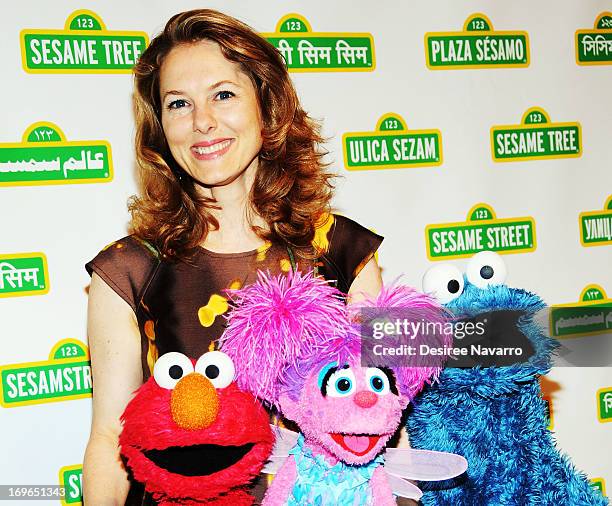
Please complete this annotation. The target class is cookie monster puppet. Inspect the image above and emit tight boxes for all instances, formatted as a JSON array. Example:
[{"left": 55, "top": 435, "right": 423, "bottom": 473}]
[
  {"left": 219, "top": 270, "right": 468, "bottom": 505},
  {"left": 120, "top": 350, "right": 274, "bottom": 505},
  {"left": 407, "top": 251, "right": 608, "bottom": 505}
]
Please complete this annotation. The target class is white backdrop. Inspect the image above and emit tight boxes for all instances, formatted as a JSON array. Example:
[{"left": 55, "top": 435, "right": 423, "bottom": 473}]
[{"left": 1, "top": 1, "right": 610, "bottom": 504}]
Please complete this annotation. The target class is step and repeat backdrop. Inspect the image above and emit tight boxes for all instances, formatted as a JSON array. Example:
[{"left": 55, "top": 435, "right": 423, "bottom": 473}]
[{"left": 1, "top": 1, "right": 610, "bottom": 504}]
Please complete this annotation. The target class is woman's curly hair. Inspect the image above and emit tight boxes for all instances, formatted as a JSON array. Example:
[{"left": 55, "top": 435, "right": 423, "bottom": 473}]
[{"left": 129, "top": 9, "right": 334, "bottom": 260}]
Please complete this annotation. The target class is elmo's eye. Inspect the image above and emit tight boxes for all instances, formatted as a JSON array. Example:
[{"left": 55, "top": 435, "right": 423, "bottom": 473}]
[
  {"left": 153, "top": 352, "right": 194, "bottom": 389},
  {"left": 422, "top": 263, "right": 464, "bottom": 304},
  {"left": 466, "top": 251, "right": 507, "bottom": 289},
  {"left": 195, "top": 351, "right": 235, "bottom": 389},
  {"left": 366, "top": 368, "right": 391, "bottom": 395},
  {"left": 326, "top": 368, "right": 356, "bottom": 398}
]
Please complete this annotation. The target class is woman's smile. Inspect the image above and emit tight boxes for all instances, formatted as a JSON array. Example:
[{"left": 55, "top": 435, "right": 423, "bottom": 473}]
[{"left": 191, "top": 139, "right": 234, "bottom": 160}]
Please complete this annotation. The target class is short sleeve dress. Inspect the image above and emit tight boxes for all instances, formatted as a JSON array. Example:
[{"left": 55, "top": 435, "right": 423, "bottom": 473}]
[{"left": 85, "top": 213, "right": 382, "bottom": 505}]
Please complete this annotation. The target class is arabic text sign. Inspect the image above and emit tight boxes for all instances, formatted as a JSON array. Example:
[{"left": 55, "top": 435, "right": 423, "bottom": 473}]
[
  {"left": 0, "top": 144, "right": 111, "bottom": 186},
  {"left": 550, "top": 305, "right": 612, "bottom": 338}
]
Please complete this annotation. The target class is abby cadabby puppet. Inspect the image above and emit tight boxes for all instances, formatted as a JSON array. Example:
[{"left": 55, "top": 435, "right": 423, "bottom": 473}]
[{"left": 219, "top": 270, "right": 468, "bottom": 505}]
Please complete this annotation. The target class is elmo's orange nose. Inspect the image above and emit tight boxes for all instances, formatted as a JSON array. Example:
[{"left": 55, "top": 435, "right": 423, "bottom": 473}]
[{"left": 171, "top": 373, "right": 219, "bottom": 430}]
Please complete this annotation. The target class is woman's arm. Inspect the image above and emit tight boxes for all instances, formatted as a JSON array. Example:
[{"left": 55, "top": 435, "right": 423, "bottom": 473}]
[
  {"left": 82, "top": 273, "right": 143, "bottom": 506},
  {"left": 347, "top": 257, "right": 383, "bottom": 303}
]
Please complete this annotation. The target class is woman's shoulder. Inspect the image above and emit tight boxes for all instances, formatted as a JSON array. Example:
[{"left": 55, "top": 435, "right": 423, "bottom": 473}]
[
  {"left": 85, "top": 235, "right": 161, "bottom": 312},
  {"left": 314, "top": 213, "right": 383, "bottom": 293}
]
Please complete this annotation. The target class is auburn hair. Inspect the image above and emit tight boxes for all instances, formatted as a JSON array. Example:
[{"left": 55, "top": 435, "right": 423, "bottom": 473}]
[{"left": 129, "top": 9, "right": 334, "bottom": 260}]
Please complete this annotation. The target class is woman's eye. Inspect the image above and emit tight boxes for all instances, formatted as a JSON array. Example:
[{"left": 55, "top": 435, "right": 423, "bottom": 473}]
[
  {"left": 168, "top": 99, "right": 188, "bottom": 110},
  {"left": 216, "top": 90, "right": 234, "bottom": 100}
]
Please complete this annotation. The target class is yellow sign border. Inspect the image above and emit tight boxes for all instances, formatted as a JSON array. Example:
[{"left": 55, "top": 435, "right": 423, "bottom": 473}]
[
  {"left": 20, "top": 9, "right": 149, "bottom": 74},
  {"left": 490, "top": 107, "right": 582, "bottom": 162},
  {"left": 424, "top": 203, "right": 537, "bottom": 261},
  {"left": 424, "top": 13, "right": 530, "bottom": 70},
  {"left": 549, "top": 284, "right": 612, "bottom": 339},
  {"left": 342, "top": 113, "right": 443, "bottom": 171},
  {"left": 0, "top": 251, "right": 50, "bottom": 298},
  {"left": 58, "top": 464, "right": 83, "bottom": 506},
  {"left": 262, "top": 13, "right": 376, "bottom": 73},
  {"left": 0, "top": 122, "right": 114, "bottom": 187},
  {"left": 579, "top": 195, "right": 612, "bottom": 247},
  {"left": 0, "top": 339, "right": 91, "bottom": 408},
  {"left": 575, "top": 12, "right": 612, "bottom": 66},
  {"left": 596, "top": 387, "right": 612, "bottom": 423},
  {"left": 542, "top": 394, "right": 554, "bottom": 431}
]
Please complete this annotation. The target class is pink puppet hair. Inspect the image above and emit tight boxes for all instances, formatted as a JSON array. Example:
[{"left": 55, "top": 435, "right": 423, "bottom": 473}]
[
  {"left": 219, "top": 271, "right": 451, "bottom": 408},
  {"left": 350, "top": 283, "right": 453, "bottom": 400},
  {"left": 219, "top": 270, "right": 351, "bottom": 408}
]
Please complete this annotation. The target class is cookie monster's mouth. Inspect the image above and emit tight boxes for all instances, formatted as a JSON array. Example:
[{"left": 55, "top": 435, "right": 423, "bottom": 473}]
[
  {"left": 143, "top": 443, "right": 254, "bottom": 476},
  {"left": 329, "top": 433, "right": 381, "bottom": 456}
]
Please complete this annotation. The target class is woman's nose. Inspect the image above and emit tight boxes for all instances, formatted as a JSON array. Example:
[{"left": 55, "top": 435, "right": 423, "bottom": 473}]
[
  {"left": 192, "top": 104, "right": 217, "bottom": 134},
  {"left": 354, "top": 391, "right": 378, "bottom": 408}
]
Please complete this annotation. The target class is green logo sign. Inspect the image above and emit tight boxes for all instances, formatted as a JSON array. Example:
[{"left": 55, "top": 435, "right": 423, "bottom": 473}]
[
  {"left": 342, "top": 113, "right": 442, "bottom": 170},
  {"left": 59, "top": 465, "right": 83, "bottom": 505},
  {"left": 597, "top": 387, "right": 612, "bottom": 423},
  {"left": 425, "top": 13, "right": 529, "bottom": 69},
  {"left": 0, "top": 253, "right": 49, "bottom": 298},
  {"left": 425, "top": 203, "right": 536, "bottom": 260},
  {"left": 590, "top": 477, "right": 607, "bottom": 496},
  {"left": 491, "top": 107, "right": 581, "bottom": 162},
  {"left": 0, "top": 339, "right": 91, "bottom": 408},
  {"left": 0, "top": 122, "right": 113, "bottom": 186},
  {"left": 550, "top": 285, "right": 612, "bottom": 338},
  {"left": 576, "top": 12, "right": 612, "bottom": 65},
  {"left": 580, "top": 195, "right": 612, "bottom": 247},
  {"left": 20, "top": 9, "right": 148, "bottom": 73},
  {"left": 263, "top": 13, "right": 375, "bottom": 72}
]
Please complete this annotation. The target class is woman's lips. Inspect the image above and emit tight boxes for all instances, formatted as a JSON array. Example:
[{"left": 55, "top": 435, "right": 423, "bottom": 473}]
[{"left": 191, "top": 139, "right": 233, "bottom": 160}]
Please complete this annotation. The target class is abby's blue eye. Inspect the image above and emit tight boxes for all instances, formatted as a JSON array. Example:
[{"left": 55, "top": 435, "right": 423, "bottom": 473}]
[
  {"left": 366, "top": 368, "right": 391, "bottom": 395},
  {"left": 326, "top": 368, "right": 356, "bottom": 398}
]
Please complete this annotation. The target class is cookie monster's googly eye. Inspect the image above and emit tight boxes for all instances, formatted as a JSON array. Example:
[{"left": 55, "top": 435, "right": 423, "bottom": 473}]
[
  {"left": 366, "top": 368, "right": 391, "bottom": 395},
  {"left": 466, "top": 251, "right": 507, "bottom": 289},
  {"left": 153, "top": 352, "right": 194, "bottom": 390},
  {"left": 326, "top": 368, "right": 356, "bottom": 398},
  {"left": 422, "top": 264, "right": 464, "bottom": 304},
  {"left": 195, "top": 351, "right": 235, "bottom": 389}
]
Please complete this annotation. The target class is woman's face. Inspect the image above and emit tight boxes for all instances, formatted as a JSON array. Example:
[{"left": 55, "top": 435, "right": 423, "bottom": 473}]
[{"left": 159, "top": 40, "right": 263, "bottom": 189}]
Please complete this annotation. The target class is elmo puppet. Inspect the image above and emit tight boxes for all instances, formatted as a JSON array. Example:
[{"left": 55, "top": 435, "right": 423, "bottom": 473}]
[{"left": 119, "top": 350, "right": 274, "bottom": 505}]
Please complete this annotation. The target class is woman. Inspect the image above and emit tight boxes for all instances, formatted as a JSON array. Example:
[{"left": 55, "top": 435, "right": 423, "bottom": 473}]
[{"left": 83, "top": 9, "right": 383, "bottom": 505}]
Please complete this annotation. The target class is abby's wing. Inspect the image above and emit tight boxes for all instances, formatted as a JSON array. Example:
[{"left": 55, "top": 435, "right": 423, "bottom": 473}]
[
  {"left": 384, "top": 448, "right": 467, "bottom": 481},
  {"left": 385, "top": 474, "right": 424, "bottom": 501},
  {"left": 383, "top": 448, "right": 467, "bottom": 499},
  {"left": 262, "top": 424, "right": 300, "bottom": 474}
]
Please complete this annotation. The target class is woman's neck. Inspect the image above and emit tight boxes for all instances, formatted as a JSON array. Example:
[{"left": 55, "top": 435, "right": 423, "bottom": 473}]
[{"left": 196, "top": 166, "right": 269, "bottom": 253}]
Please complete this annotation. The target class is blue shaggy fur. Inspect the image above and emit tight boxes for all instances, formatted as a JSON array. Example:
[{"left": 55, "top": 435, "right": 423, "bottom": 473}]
[{"left": 406, "top": 281, "right": 608, "bottom": 505}]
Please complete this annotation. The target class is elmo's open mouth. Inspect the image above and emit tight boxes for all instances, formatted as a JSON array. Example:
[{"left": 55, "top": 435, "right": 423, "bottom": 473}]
[
  {"left": 143, "top": 443, "right": 254, "bottom": 476},
  {"left": 329, "top": 433, "right": 381, "bottom": 456}
]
